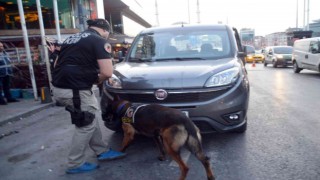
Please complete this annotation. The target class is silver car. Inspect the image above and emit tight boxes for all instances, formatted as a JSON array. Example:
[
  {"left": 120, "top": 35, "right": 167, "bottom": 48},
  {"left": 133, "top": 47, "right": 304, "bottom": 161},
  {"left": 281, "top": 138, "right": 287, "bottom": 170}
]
[
  {"left": 264, "top": 46, "right": 293, "bottom": 68},
  {"left": 101, "top": 24, "right": 250, "bottom": 133}
]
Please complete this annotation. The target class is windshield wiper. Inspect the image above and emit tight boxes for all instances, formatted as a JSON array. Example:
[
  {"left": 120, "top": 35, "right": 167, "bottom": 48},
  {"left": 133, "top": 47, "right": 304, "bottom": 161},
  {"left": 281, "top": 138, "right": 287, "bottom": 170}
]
[
  {"left": 129, "top": 57, "right": 154, "bottom": 62},
  {"left": 156, "top": 57, "right": 206, "bottom": 61}
]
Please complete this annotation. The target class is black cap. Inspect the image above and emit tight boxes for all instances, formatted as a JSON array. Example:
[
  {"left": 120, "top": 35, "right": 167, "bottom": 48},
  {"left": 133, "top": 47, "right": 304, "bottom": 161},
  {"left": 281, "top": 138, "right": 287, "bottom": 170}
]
[{"left": 87, "top": 19, "right": 110, "bottom": 31}]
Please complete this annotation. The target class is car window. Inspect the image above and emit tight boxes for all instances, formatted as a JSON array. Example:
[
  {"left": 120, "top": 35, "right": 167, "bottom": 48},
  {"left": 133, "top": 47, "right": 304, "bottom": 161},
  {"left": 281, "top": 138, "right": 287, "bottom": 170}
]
[
  {"left": 129, "top": 29, "right": 232, "bottom": 62},
  {"left": 309, "top": 41, "right": 320, "bottom": 53},
  {"left": 273, "top": 47, "right": 293, "bottom": 54}
]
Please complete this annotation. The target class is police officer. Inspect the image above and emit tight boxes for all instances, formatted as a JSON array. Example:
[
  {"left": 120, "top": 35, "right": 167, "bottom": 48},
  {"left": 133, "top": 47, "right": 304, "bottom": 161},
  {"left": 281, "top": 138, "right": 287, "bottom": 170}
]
[{"left": 52, "top": 19, "right": 126, "bottom": 174}]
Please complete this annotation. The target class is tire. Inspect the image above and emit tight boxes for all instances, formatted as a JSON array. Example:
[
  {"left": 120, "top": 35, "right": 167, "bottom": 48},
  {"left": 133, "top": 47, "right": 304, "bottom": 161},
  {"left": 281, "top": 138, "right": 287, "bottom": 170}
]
[
  {"left": 272, "top": 60, "right": 277, "bottom": 68},
  {"left": 264, "top": 62, "right": 267, "bottom": 67},
  {"left": 293, "top": 61, "right": 302, "bottom": 73}
]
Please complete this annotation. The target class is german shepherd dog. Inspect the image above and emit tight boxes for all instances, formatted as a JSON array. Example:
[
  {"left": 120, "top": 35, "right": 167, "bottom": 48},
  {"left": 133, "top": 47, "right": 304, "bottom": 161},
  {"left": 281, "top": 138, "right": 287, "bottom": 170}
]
[{"left": 108, "top": 97, "right": 215, "bottom": 180}]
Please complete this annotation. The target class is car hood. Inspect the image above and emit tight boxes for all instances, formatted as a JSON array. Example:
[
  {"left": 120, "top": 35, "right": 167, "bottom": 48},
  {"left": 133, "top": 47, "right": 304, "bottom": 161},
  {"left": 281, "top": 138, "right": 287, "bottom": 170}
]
[{"left": 112, "top": 58, "right": 237, "bottom": 89}]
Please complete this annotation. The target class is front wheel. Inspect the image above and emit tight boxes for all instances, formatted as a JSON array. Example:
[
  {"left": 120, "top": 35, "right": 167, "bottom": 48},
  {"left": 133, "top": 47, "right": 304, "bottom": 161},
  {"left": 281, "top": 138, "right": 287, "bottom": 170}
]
[
  {"left": 293, "top": 61, "right": 302, "bottom": 73},
  {"left": 272, "top": 60, "right": 277, "bottom": 68},
  {"left": 264, "top": 62, "right": 267, "bottom": 67}
]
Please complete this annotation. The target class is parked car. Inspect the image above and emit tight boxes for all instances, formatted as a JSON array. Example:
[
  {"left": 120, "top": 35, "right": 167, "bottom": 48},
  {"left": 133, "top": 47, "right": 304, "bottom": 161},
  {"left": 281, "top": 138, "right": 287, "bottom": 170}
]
[
  {"left": 292, "top": 37, "right": 320, "bottom": 73},
  {"left": 100, "top": 24, "right": 250, "bottom": 133},
  {"left": 244, "top": 45, "right": 264, "bottom": 63},
  {"left": 264, "top": 46, "right": 293, "bottom": 67}
]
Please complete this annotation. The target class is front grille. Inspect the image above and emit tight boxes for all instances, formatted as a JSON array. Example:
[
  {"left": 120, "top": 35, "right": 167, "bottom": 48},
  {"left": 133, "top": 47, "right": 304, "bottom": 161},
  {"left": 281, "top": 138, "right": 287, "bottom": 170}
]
[{"left": 116, "top": 89, "right": 229, "bottom": 103}]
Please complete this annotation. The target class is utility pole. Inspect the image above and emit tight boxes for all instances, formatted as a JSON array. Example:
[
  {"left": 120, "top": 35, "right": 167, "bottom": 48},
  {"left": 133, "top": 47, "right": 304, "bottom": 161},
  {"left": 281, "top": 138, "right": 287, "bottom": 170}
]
[
  {"left": 17, "top": 0, "right": 38, "bottom": 100},
  {"left": 306, "top": 0, "right": 310, "bottom": 30},
  {"left": 296, "top": 0, "right": 298, "bottom": 28},
  {"left": 53, "top": 0, "right": 61, "bottom": 42},
  {"left": 188, "top": 0, "right": 190, "bottom": 24},
  {"left": 155, "top": 0, "right": 160, "bottom": 26},
  {"left": 36, "top": 0, "right": 52, "bottom": 90},
  {"left": 196, "top": 0, "right": 200, "bottom": 23},
  {"left": 78, "top": 0, "right": 85, "bottom": 31},
  {"left": 303, "top": 0, "right": 306, "bottom": 30}
]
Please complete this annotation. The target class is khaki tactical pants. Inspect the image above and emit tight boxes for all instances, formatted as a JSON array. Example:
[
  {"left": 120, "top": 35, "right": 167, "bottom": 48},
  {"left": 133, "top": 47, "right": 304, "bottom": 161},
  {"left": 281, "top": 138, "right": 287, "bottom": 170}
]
[{"left": 53, "top": 86, "right": 107, "bottom": 168}]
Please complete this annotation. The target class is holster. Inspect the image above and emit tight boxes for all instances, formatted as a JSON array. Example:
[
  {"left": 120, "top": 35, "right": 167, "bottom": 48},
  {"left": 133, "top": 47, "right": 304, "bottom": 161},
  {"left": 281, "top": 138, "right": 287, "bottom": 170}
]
[{"left": 65, "top": 89, "right": 95, "bottom": 127}]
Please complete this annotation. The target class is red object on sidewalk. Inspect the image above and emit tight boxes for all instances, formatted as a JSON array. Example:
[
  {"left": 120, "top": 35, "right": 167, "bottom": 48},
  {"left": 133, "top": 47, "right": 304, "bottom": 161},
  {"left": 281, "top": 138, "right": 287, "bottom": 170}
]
[{"left": 252, "top": 60, "right": 256, "bottom": 67}]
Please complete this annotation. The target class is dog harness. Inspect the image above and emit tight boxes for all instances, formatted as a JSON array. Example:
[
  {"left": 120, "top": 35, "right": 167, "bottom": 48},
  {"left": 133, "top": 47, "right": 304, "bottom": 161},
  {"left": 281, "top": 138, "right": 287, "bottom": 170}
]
[{"left": 121, "top": 104, "right": 147, "bottom": 124}]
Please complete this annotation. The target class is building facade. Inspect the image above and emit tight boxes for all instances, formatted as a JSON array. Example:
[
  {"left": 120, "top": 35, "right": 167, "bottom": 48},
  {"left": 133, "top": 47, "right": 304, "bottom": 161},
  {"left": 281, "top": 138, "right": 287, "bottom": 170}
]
[
  {"left": 240, "top": 28, "right": 255, "bottom": 46},
  {"left": 264, "top": 32, "right": 288, "bottom": 47},
  {"left": 0, "top": 0, "right": 152, "bottom": 62},
  {"left": 309, "top": 19, "right": 320, "bottom": 37}
]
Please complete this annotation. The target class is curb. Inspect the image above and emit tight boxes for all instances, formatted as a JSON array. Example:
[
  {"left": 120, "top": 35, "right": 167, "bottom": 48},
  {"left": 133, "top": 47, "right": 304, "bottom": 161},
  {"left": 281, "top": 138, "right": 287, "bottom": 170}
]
[{"left": 0, "top": 102, "right": 55, "bottom": 126}]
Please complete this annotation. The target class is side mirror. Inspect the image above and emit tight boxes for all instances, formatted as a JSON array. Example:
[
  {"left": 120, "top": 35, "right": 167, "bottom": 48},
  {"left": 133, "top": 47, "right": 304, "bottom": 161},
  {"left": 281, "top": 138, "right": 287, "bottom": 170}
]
[{"left": 238, "top": 52, "right": 246, "bottom": 58}]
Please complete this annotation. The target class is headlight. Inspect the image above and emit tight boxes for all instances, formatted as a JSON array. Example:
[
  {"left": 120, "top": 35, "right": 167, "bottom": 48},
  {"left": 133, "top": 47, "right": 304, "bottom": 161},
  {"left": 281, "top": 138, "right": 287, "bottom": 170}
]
[
  {"left": 276, "top": 55, "right": 283, "bottom": 59},
  {"left": 247, "top": 56, "right": 253, "bottom": 59},
  {"left": 205, "top": 67, "right": 240, "bottom": 87},
  {"left": 106, "top": 74, "right": 122, "bottom": 89}
]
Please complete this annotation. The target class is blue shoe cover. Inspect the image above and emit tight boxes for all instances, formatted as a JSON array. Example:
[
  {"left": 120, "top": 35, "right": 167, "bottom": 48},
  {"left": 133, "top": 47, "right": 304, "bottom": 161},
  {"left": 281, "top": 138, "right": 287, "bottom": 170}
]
[
  {"left": 66, "top": 162, "right": 99, "bottom": 174},
  {"left": 97, "top": 148, "right": 126, "bottom": 161}
]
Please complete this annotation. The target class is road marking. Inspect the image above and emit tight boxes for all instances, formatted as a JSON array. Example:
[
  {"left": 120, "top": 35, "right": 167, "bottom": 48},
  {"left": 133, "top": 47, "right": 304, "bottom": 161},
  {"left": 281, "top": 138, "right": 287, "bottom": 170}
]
[{"left": 169, "top": 149, "right": 191, "bottom": 167}]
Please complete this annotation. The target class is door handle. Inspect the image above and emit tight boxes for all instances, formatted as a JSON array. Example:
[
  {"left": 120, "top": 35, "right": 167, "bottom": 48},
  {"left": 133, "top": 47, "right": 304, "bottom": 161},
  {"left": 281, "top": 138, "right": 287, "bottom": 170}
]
[{"left": 305, "top": 54, "right": 308, "bottom": 59}]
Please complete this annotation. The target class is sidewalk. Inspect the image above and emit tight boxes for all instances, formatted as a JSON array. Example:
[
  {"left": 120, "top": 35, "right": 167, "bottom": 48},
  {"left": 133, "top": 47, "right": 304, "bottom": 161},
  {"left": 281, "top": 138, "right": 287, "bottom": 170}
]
[
  {"left": 0, "top": 86, "right": 100, "bottom": 126},
  {"left": 0, "top": 98, "right": 54, "bottom": 126}
]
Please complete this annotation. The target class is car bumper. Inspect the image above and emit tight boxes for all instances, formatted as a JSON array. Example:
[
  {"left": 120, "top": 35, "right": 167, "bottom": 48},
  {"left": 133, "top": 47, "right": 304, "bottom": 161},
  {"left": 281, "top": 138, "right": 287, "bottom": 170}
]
[
  {"left": 103, "top": 75, "right": 250, "bottom": 133},
  {"left": 276, "top": 59, "right": 293, "bottom": 66},
  {"left": 246, "top": 57, "right": 264, "bottom": 63},
  {"left": 180, "top": 77, "right": 250, "bottom": 133}
]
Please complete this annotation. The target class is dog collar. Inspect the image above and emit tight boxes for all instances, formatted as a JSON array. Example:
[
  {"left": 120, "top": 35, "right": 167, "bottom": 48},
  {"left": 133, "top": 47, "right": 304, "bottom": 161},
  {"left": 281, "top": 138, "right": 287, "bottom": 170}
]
[{"left": 116, "top": 101, "right": 127, "bottom": 114}]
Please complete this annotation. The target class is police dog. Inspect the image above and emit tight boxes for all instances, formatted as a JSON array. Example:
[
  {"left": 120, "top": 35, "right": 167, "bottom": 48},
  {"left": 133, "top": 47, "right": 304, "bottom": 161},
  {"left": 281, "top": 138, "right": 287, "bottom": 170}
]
[{"left": 108, "top": 97, "right": 215, "bottom": 180}]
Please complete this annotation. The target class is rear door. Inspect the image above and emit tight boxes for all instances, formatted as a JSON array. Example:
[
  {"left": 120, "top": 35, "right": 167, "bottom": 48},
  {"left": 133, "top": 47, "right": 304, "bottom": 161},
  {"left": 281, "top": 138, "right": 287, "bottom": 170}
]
[{"left": 300, "top": 41, "right": 311, "bottom": 68}]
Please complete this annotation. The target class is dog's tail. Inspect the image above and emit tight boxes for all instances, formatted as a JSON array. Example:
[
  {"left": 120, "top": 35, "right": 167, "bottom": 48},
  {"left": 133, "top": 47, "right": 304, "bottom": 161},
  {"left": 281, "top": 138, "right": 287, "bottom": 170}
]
[
  {"left": 184, "top": 120, "right": 202, "bottom": 154},
  {"left": 185, "top": 120, "right": 215, "bottom": 180}
]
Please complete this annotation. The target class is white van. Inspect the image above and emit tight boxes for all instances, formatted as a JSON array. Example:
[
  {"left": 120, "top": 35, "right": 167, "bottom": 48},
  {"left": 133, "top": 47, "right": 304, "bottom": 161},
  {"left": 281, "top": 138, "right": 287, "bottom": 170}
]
[{"left": 292, "top": 37, "right": 320, "bottom": 73}]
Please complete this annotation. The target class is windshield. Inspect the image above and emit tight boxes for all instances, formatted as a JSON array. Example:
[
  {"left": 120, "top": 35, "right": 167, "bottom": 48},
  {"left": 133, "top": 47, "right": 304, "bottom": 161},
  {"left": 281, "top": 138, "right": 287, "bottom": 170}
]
[
  {"left": 128, "top": 29, "right": 232, "bottom": 62},
  {"left": 274, "top": 47, "right": 293, "bottom": 54},
  {"left": 245, "top": 46, "right": 255, "bottom": 54}
]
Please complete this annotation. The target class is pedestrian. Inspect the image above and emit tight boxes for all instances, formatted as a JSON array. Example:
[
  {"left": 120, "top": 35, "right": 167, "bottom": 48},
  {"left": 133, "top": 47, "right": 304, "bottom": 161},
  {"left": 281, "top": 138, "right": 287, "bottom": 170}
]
[
  {"left": 118, "top": 41, "right": 129, "bottom": 62},
  {"left": 0, "top": 42, "right": 19, "bottom": 105},
  {"left": 121, "top": 41, "right": 129, "bottom": 57},
  {"left": 51, "top": 19, "right": 126, "bottom": 174}
]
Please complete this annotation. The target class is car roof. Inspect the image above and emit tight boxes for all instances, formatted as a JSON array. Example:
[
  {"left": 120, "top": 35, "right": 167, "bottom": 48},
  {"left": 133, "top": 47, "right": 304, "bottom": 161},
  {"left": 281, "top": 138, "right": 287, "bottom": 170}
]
[
  {"left": 244, "top": 45, "right": 254, "bottom": 48},
  {"left": 138, "top": 24, "right": 229, "bottom": 34},
  {"left": 269, "top": 46, "right": 293, "bottom": 48},
  {"left": 295, "top": 37, "right": 320, "bottom": 42}
]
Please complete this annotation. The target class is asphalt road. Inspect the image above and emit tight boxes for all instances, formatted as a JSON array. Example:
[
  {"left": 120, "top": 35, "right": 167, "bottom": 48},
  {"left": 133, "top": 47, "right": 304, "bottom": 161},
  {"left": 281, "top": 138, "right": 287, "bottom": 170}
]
[{"left": 0, "top": 63, "right": 319, "bottom": 180}]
